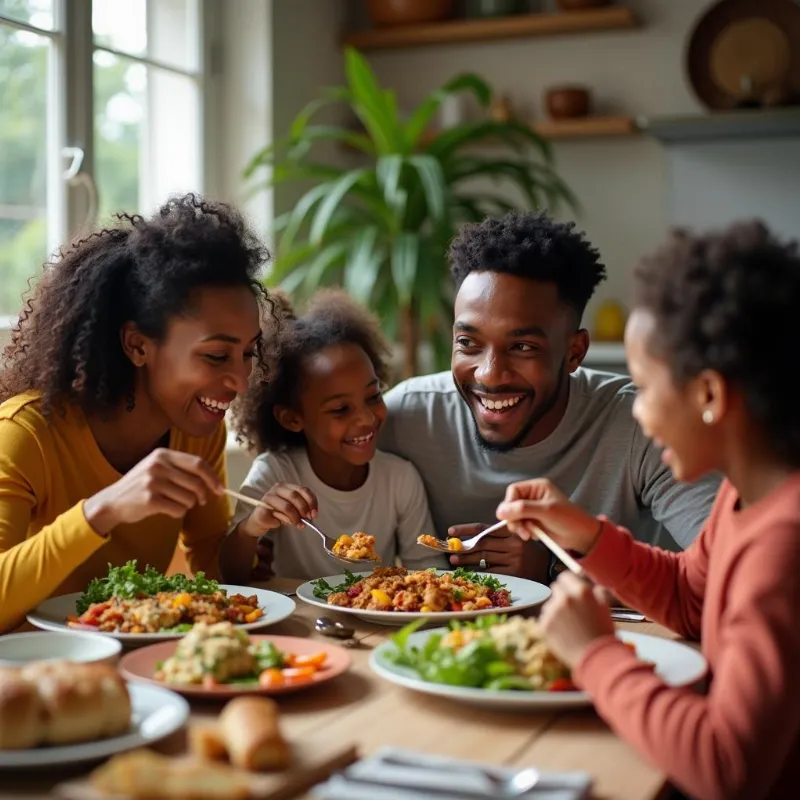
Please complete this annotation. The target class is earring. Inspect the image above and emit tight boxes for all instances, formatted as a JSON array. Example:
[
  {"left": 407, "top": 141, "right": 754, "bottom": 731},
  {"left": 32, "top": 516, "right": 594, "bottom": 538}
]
[{"left": 702, "top": 409, "right": 714, "bottom": 425}]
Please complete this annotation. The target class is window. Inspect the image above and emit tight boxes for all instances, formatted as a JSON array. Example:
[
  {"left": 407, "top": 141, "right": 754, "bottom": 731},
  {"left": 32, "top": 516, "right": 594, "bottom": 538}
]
[{"left": 0, "top": 0, "right": 205, "bottom": 322}]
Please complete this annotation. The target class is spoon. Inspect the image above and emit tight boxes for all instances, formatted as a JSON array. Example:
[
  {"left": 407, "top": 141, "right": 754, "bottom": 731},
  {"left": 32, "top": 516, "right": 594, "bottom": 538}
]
[
  {"left": 315, "top": 616, "right": 358, "bottom": 648},
  {"left": 416, "top": 519, "right": 508, "bottom": 553},
  {"left": 224, "top": 489, "right": 380, "bottom": 566}
]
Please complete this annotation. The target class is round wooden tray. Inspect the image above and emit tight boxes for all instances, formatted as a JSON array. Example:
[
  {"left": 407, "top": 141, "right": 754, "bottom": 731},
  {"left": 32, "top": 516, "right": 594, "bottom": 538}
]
[{"left": 687, "top": 0, "right": 800, "bottom": 109}]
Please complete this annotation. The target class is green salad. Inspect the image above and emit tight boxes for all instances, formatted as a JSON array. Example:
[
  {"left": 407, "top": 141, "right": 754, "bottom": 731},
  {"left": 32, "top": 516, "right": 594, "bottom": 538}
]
[
  {"left": 386, "top": 614, "right": 577, "bottom": 692},
  {"left": 76, "top": 560, "right": 220, "bottom": 614}
]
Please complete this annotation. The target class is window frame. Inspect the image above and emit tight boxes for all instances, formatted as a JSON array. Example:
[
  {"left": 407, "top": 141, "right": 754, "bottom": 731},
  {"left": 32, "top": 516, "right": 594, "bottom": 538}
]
[{"left": 0, "top": 0, "right": 213, "bottom": 329}]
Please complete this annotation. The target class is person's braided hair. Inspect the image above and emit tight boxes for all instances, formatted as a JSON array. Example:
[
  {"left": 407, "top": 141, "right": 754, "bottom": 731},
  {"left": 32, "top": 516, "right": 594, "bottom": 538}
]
[{"left": 0, "top": 193, "right": 274, "bottom": 415}]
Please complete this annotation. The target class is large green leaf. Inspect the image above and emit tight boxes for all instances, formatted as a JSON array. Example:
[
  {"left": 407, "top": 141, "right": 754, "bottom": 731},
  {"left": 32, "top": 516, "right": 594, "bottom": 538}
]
[
  {"left": 279, "top": 181, "right": 333, "bottom": 253},
  {"left": 408, "top": 155, "right": 447, "bottom": 222},
  {"left": 302, "top": 241, "right": 349, "bottom": 293},
  {"left": 309, "top": 168, "right": 370, "bottom": 245},
  {"left": 376, "top": 155, "right": 405, "bottom": 219},
  {"left": 428, "top": 119, "right": 553, "bottom": 164},
  {"left": 288, "top": 87, "right": 351, "bottom": 141},
  {"left": 391, "top": 233, "right": 419, "bottom": 304},
  {"left": 404, "top": 73, "right": 492, "bottom": 149},
  {"left": 344, "top": 229, "right": 385, "bottom": 303},
  {"left": 344, "top": 48, "right": 402, "bottom": 154}
]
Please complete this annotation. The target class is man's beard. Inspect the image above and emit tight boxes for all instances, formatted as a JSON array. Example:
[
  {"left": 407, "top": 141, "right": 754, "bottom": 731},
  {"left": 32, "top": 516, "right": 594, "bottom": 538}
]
[{"left": 470, "top": 359, "right": 568, "bottom": 454}]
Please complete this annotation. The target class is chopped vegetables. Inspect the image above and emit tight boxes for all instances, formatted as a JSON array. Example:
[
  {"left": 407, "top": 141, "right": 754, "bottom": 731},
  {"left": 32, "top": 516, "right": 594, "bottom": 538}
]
[{"left": 76, "top": 560, "right": 219, "bottom": 614}]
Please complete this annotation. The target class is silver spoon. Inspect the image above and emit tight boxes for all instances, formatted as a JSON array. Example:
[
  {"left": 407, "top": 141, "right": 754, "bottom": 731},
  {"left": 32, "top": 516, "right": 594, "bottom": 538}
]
[
  {"left": 224, "top": 489, "right": 380, "bottom": 566},
  {"left": 416, "top": 519, "right": 508, "bottom": 553},
  {"left": 315, "top": 617, "right": 358, "bottom": 648}
]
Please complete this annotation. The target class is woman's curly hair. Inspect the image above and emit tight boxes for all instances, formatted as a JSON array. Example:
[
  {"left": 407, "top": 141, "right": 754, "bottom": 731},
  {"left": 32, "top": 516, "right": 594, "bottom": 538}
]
[
  {"left": 0, "top": 193, "right": 273, "bottom": 415},
  {"left": 233, "top": 288, "right": 392, "bottom": 453},
  {"left": 634, "top": 219, "right": 800, "bottom": 466}
]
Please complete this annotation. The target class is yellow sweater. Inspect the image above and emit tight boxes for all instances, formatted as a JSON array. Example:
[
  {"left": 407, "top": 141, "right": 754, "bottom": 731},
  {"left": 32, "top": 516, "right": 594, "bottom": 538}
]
[{"left": 0, "top": 392, "right": 230, "bottom": 632}]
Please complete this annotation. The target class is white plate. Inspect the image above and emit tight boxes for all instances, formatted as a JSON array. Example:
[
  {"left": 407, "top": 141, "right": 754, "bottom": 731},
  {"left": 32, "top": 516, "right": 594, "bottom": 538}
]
[
  {"left": 0, "top": 682, "right": 189, "bottom": 769},
  {"left": 370, "top": 628, "right": 708, "bottom": 710},
  {"left": 296, "top": 571, "right": 551, "bottom": 626},
  {"left": 27, "top": 585, "right": 296, "bottom": 645}
]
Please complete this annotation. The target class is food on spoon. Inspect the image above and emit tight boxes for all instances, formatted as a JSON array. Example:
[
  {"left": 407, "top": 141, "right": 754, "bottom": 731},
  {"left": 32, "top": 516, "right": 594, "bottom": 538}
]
[
  {"left": 332, "top": 531, "right": 379, "bottom": 561},
  {"left": 155, "top": 622, "right": 328, "bottom": 689},
  {"left": 0, "top": 661, "right": 131, "bottom": 749},
  {"left": 313, "top": 566, "right": 511, "bottom": 613},
  {"left": 69, "top": 560, "right": 263, "bottom": 633},
  {"left": 219, "top": 696, "right": 291, "bottom": 771}
]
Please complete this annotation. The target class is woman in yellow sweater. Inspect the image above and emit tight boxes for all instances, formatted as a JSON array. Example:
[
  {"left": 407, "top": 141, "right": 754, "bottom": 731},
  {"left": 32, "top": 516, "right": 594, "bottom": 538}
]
[{"left": 0, "top": 193, "right": 275, "bottom": 632}]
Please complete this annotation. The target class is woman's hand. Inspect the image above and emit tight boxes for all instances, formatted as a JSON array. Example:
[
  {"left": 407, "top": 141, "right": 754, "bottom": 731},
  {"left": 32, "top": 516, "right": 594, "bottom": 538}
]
[
  {"left": 495, "top": 478, "right": 602, "bottom": 554},
  {"left": 83, "top": 448, "right": 223, "bottom": 534},
  {"left": 236, "top": 483, "right": 318, "bottom": 538},
  {"left": 540, "top": 572, "right": 616, "bottom": 668}
]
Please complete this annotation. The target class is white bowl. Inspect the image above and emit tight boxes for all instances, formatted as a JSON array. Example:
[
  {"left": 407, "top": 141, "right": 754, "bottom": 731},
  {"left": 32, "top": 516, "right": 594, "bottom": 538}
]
[{"left": 0, "top": 630, "right": 122, "bottom": 668}]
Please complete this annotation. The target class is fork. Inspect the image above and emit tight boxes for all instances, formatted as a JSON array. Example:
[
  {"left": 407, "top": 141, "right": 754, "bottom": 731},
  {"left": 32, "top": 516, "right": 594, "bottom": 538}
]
[
  {"left": 415, "top": 519, "right": 508, "bottom": 553},
  {"left": 224, "top": 489, "right": 381, "bottom": 566}
]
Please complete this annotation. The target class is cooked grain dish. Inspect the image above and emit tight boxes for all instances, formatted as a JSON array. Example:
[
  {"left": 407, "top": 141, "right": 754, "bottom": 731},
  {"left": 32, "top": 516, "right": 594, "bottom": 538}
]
[
  {"left": 332, "top": 532, "right": 379, "bottom": 561},
  {"left": 417, "top": 534, "right": 464, "bottom": 551},
  {"left": 69, "top": 590, "right": 263, "bottom": 634},
  {"left": 327, "top": 567, "right": 511, "bottom": 612},
  {"left": 156, "top": 622, "right": 255, "bottom": 684}
]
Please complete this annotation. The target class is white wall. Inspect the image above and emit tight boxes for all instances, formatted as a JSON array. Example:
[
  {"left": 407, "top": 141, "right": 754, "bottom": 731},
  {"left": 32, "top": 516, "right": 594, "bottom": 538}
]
[{"left": 359, "top": 0, "right": 713, "bottom": 325}]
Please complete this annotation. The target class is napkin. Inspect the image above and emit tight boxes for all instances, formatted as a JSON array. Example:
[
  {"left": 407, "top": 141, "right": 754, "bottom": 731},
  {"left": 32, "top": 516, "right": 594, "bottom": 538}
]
[{"left": 313, "top": 746, "right": 592, "bottom": 799}]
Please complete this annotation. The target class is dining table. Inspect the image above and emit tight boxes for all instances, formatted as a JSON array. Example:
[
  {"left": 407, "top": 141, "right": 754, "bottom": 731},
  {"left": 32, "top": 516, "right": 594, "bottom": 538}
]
[{"left": 2, "top": 577, "right": 684, "bottom": 799}]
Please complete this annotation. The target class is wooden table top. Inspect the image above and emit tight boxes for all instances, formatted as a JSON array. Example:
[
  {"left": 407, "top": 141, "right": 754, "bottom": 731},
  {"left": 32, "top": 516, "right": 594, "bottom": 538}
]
[{"left": 2, "top": 578, "right": 679, "bottom": 799}]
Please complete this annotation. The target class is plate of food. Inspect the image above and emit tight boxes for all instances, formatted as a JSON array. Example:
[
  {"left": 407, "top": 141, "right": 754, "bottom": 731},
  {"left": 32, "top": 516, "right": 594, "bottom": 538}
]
[
  {"left": 26, "top": 560, "right": 296, "bottom": 644},
  {"left": 0, "top": 660, "right": 189, "bottom": 768},
  {"left": 296, "top": 567, "right": 551, "bottom": 626},
  {"left": 118, "top": 622, "right": 351, "bottom": 698},
  {"left": 370, "top": 615, "right": 708, "bottom": 711}
]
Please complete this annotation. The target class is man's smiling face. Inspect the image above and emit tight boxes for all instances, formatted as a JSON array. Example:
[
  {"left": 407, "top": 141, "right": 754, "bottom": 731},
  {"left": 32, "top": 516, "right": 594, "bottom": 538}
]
[{"left": 451, "top": 271, "right": 585, "bottom": 451}]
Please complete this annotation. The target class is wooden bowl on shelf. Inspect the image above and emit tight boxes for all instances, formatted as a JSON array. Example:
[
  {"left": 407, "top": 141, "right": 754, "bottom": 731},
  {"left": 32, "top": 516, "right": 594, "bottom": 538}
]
[
  {"left": 545, "top": 86, "right": 592, "bottom": 119},
  {"left": 366, "top": 0, "right": 456, "bottom": 28},
  {"left": 557, "top": 0, "right": 610, "bottom": 10}
]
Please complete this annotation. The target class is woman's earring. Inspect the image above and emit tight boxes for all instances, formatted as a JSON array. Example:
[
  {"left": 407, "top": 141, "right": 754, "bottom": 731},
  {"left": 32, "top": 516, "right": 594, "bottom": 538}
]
[{"left": 702, "top": 409, "right": 714, "bottom": 425}]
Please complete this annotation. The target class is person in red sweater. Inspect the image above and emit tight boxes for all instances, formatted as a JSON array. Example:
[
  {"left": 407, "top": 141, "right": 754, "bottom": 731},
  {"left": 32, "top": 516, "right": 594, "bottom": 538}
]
[{"left": 496, "top": 220, "right": 800, "bottom": 800}]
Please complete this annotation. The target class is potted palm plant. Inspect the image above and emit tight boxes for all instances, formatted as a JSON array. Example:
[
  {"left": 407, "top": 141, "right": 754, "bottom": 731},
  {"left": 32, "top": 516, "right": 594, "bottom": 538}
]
[{"left": 245, "top": 47, "right": 577, "bottom": 378}]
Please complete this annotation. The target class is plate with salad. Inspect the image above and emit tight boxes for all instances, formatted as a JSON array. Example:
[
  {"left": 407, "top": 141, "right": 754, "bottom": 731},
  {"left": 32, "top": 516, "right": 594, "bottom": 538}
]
[
  {"left": 296, "top": 567, "right": 551, "bottom": 626},
  {"left": 118, "top": 622, "right": 351, "bottom": 697},
  {"left": 26, "top": 561, "right": 296, "bottom": 644},
  {"left": 370, "top": 615, "right": 708, "bottom": 710}
]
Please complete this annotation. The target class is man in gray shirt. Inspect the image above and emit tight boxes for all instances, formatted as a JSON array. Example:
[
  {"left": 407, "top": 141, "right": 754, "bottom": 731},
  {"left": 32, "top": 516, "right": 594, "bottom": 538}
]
[{"left": 379, "top": 212, "right": 718, "bottom": 583}]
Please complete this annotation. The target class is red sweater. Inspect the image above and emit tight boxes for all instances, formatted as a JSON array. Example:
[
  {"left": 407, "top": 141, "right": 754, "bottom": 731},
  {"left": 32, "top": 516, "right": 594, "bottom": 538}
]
[{"left": 574, "top": 476, "right": 800, "bottom": 800}]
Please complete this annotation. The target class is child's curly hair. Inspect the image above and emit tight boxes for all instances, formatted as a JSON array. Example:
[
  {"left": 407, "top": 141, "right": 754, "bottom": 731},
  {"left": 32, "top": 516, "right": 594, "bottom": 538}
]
[
  {"left": 0, "top": 193, "right": 273, "bottom": 415},
  {"left": 233, "top": 288, "right": 392, "bottom": 452},
  {"left": 634, "top": 219, "right": 800, "bottom": 467}
]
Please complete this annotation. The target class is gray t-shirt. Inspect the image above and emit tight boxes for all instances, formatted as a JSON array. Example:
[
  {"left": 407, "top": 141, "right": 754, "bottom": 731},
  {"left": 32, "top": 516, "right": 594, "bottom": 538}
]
[
  {"left": 379, "top": 369, "right": 719, "bottom": 550},
  {"left": 231, "top": 448, "right": 444, "bottom": 579}
]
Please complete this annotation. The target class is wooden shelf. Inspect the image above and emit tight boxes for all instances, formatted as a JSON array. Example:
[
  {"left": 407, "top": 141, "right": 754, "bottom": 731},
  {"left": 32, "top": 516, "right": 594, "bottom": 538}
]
[
  {"left": 534, "top": 115, "right": 637, "bottom": 139},
  {"left": 638, "top": 109, "right": 800, "bottom": 143},
  {"left": 343, "top": 6, "right": 638, "bottom": 51}
]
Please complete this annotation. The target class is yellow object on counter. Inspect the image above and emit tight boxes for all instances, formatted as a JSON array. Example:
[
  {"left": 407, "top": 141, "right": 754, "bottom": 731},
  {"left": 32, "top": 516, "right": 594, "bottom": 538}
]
[{"left": 593, "top": 300, "right": 627, "bottom": 342}]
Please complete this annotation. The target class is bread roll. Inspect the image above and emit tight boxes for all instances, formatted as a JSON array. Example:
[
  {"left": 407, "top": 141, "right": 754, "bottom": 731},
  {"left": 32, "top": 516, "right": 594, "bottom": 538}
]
[
  {"left": 18, "top": 660, "right": 131, "bottom": 746},
  {"left": 188, "top": 722, "right": 227, "bottom": 762},
  {"left": 90, "top": 748, "right": 253, "bottom": 800},
  {"left": 0, "top": 668, "right": 42, "bottom": 749},
  {"left": 218, "top": 696, "right": 290, "bottom": 771}
]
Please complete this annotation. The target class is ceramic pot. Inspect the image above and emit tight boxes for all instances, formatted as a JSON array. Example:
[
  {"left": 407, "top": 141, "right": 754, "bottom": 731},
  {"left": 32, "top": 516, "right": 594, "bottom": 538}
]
[
  {"left": 545, "top": 86, "right": 591, "bottom": 119},
  {"left": 366, "top": 0, "right": 456, "bottom": 27}
]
